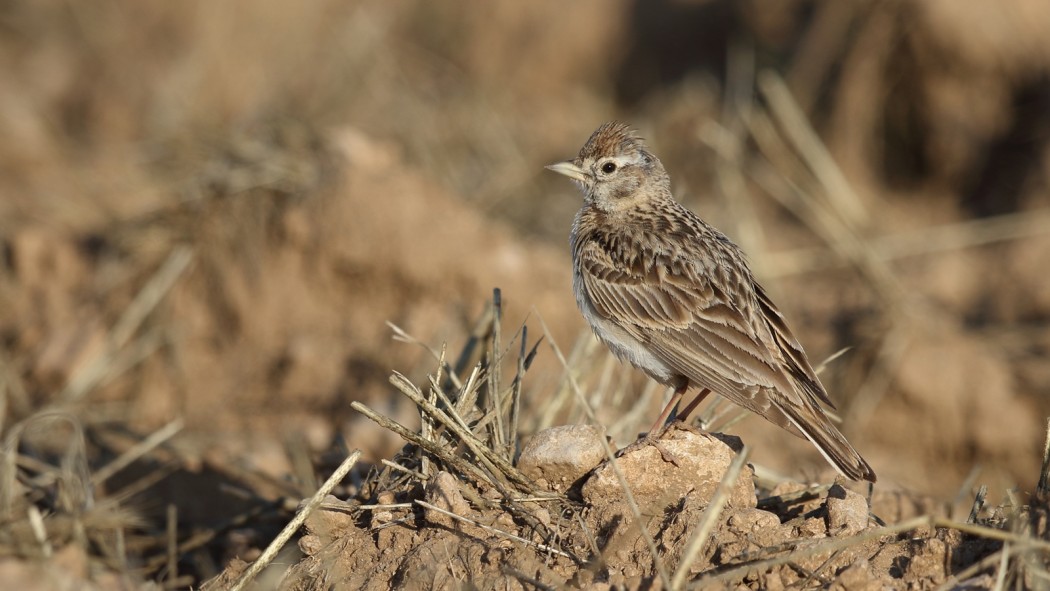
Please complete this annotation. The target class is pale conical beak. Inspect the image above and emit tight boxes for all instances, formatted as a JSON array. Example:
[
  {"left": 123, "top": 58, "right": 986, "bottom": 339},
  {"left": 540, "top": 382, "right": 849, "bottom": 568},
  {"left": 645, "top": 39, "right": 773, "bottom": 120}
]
[{"left": 545, "top": 161, "right": 590, "bottom": 183}]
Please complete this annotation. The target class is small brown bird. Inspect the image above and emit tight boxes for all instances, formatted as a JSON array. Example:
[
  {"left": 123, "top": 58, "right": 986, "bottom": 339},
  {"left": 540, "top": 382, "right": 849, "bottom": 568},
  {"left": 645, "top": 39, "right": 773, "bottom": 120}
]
[{"left": 547, "top": 121, "right": 875, "bottom": 482}]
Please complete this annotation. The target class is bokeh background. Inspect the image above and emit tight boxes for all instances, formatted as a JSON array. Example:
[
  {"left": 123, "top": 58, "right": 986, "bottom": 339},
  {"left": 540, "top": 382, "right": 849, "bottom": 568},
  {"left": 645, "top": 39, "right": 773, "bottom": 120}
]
[{"left": 2, "top": 0, "right": 1050, "bottom": 584}]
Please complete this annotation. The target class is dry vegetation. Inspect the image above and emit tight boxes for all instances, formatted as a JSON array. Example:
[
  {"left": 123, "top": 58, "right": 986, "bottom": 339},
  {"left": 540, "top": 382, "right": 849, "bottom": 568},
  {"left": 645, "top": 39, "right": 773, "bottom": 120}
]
[{"left": 1, "top": 0, "right": 1050, "bottom": 589}]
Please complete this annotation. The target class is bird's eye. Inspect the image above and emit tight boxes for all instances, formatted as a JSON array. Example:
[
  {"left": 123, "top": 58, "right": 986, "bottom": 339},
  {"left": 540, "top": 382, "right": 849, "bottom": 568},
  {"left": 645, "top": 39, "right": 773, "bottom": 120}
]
[{"left": 601, "top": 162, "right": 617, "bottom": 174}]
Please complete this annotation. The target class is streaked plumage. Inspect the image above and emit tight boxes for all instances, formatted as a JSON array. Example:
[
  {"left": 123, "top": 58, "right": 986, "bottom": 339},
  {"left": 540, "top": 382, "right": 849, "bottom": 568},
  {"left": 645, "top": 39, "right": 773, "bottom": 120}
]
[{"left": 547, "top": 121, "right": 876, "bottom": 482}]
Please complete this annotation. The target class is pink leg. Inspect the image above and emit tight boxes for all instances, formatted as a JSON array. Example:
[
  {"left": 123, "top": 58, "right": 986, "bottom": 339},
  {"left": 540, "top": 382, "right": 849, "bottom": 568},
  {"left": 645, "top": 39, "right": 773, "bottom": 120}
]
[
  {"left": 676, "top": 388, "right": 711, "bottom": 424},
  {"left": 649, "top": 382, "right": 689, "bottom": 434}
]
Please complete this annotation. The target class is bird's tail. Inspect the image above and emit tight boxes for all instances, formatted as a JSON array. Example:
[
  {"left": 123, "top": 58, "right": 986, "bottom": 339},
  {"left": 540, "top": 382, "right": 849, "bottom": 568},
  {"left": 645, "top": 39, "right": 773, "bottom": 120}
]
[{"left": 780, "top": 402, "right": 877, "bottom": 482}]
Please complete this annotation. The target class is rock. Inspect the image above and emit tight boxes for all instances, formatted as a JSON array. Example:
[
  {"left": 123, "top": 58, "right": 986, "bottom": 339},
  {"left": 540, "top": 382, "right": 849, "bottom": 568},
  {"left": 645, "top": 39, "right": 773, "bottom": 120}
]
[
  {"left": 424, "top": 471, "right": 472, "bottom": 529},
  {"left": 581, "top": 425, "right": 756, "bottom": 514},
  {"left": 298, "top": 535, "right": 324, "bottom": 556},
  {"left": 302, "top": 495, "right": 355, "bottom": 540},
  {"left": 826, "top": 484, "right": 869, "bottom": 536},
  {"left": 798, "top": 517, "right": 827, "bottom": 538},
  {"left": 726, "top": 507, "right": 785, "bottom": 544},
  {"left": 532, "top": 507, "right": 551, "bottom": 528},
  {"left": 370, "top": 490, "right": 397, "bottom": 530},
  {"left": 830, "top": 560, "right": 880, "bottom": 591},
  {"left": 727, "top": 507, "right": 780, "bottom": 532},
  {"left": 201, "top": 558, "right": 249, "bottom": 591},
  {"left": 517, "top": 424, "right": 607, "bottom": 492},
  {"left": 904, "top": 538, "right": 948, "bottom": 584}
]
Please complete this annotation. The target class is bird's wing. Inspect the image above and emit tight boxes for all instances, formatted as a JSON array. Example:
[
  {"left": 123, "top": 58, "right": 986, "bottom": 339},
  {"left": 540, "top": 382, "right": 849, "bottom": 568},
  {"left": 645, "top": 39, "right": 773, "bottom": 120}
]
[
  {"left": 577, "top": 239, "right": 800, "bottom": 417},
  {"left": 754, "top": 283, "right": 835, "bottom": 408},
  {"left": 577, "top": 233, "right": 876, "bottom": 482}
]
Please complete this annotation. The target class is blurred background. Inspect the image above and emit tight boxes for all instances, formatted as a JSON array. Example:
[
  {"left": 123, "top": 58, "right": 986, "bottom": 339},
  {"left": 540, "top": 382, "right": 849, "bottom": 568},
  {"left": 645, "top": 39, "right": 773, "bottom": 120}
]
[{"left": 2, "top": 0, "right": 1050, "bottom": 580}]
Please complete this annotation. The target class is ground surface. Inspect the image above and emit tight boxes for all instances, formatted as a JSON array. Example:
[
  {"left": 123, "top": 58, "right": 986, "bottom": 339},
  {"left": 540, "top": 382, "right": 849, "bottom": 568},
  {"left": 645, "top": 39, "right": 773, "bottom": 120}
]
[{"left": 1, "top": 0, "right": 1050, "bottom": 588}]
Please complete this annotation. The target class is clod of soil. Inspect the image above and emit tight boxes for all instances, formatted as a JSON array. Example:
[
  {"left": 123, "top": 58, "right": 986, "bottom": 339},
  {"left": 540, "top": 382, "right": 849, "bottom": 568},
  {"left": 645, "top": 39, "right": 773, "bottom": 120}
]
[
  {"left": 517, "top": 424, "right": 608, "bottom": 492},
  {"left": 234, "top": 418, "right": 1024, "bottom": 591}
]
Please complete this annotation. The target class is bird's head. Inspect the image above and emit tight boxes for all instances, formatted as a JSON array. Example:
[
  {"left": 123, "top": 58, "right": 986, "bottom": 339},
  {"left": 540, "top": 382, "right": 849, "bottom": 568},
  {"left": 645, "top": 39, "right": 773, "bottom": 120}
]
[{"left": 546, "top": 121, "right": 669, "bottom": 213}]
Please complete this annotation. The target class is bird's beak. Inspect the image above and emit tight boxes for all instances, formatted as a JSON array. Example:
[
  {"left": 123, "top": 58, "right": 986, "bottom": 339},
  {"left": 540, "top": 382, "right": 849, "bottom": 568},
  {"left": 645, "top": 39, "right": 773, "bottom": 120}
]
[{"left": 545, "top": 161, "right": 590, "bottom": 183}]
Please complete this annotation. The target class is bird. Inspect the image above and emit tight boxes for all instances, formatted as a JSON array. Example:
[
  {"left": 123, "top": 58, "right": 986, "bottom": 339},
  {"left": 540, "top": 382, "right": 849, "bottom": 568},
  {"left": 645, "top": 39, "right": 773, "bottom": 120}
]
[{"left": 546, "top": 121, "right": 876, "bottom": 482}]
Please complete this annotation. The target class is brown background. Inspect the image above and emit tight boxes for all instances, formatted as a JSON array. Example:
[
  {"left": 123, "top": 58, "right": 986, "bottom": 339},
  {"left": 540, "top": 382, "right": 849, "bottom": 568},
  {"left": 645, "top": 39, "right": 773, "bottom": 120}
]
[{"left": 2, "top": 0, "right": 1050, "bottom": 581}]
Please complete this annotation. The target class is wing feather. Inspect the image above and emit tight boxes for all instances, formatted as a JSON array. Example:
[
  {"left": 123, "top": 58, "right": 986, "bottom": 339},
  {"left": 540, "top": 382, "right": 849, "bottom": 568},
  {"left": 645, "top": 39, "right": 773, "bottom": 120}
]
[
  {"left": 754, "top": 283, "right": 835, "bottom": 407},
  {"left": 579, "top": 240, "right": 795, "bottom": 405}
]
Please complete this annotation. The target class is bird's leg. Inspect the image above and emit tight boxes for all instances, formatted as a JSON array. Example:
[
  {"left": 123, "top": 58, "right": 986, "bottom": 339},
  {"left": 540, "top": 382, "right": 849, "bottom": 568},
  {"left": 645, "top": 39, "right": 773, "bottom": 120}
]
[
  {"left": 625, "top": 382, "right": 690, "bottom": 466},
  {"left": 649, "top": 382, "right": 689, "bottom": 435},
  {"left": 651, "top": 385, "right": 708, "bottom": 451},
  {"left": 676, "top": 388, "right": 711, "bottom": 427},
  {"left": 616, "top": 381, "right": 693, "bottom": 465}
]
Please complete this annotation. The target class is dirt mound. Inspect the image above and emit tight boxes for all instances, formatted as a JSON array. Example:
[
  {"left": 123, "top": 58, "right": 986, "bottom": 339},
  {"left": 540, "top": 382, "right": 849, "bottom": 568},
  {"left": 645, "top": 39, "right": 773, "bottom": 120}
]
[
  {"left": 201, "top": 343, "right": 1043, "bottom": 590},
  {"left": 2, "top": 0, "right": 1050, "bottom": 588}
]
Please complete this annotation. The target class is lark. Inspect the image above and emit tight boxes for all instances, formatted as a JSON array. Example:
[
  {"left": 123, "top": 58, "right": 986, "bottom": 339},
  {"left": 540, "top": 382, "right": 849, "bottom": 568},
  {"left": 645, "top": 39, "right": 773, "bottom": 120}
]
[{"left": 546, "top": 121, "right": 875, "bottom": 482}]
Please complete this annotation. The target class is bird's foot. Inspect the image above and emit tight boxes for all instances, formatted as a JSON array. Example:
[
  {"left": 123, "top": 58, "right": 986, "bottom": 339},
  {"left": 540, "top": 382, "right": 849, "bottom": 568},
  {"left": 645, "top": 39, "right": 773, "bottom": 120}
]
[{"left": 618, "top": 422, "right": 683, "bottom": 466}]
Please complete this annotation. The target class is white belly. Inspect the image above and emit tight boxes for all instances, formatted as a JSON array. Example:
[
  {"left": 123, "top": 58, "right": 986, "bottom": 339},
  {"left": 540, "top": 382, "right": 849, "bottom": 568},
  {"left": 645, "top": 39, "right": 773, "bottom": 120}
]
[{"left": 573, "top": 270, "right": 679, "bottom": 385}]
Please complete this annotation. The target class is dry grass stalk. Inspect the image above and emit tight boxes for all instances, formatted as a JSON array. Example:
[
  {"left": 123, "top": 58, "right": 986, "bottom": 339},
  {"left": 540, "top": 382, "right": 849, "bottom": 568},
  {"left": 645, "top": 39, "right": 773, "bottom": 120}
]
[
  {"left": 993, "top": 542, "right": 1010, "bottom": 591},
  {"left": 968, "top": 485, "right": 989, "bottom": 524},
  {"left": 228, "top": 449, "right": 362, "bottom": 591},
  {"left": 534, "top": 330, "right": 593, "bottom": 432},
  {"left": 2, "top": 411, "right": 93, "bottom": 518},
  {"left": 350, "top": 400, "right": 498, "bottom": 490},
  {"left": 489, "top": 288, "right": 505, "bottom": 451},
  {"left": 166, "top": 504, "right": 178, "bottom": 586},
  {"left": 26, "top": 505, "right": 51, "bottom": 558},
  {"left": 348, "top": 298, "right": 588, "bottom": 575},
  {"left": 389, "top": 321, "right": 465, "bottom": 391},
  {"left": 388, "top": 370, "right": 525, "bottom": 490},
  {"left": 747, "top": 139, "right": 903, "bottom": 305},
  {"left": 62, "top": 246, "right": 194, "bottom": 403},
  {"left": 842, "top": 321, "right": 912, "bottom": 429},
  {"left": 745, "top": 105, "right": 903, "bottom": 307},
  {"left": 1037, "top": 417, "right": 1050, "bottom": 499},
  {"left": 143, "top": 500, "right": 287, "bottom": 575},
  {"left": 765, "top": 208, "right": 1050, "bottom": 277},
  {"left": 380, "top": 458, "right": 428, "bottom": 480},
  {"left": 933, "top": 547, "right": 1011, "bottom": 591},
  {"left": 0, "top": 243, "right": 198, "bottom": 584},
  {"left": 91, "top": 417, "right": 184, "bottom": 487},
  {"left": 758, "top": 71, "right": 869, "bottom": 226},
  {"left": 373, "top": 296, "right": 544, "bottom": 499}
]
